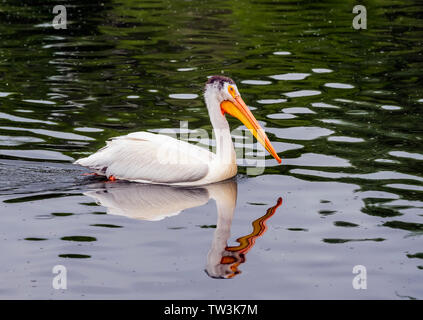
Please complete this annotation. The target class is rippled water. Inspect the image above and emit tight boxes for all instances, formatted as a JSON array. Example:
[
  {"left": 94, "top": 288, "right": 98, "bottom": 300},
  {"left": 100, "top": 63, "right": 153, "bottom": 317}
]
[{"left": 0, "top": 1, "right": 422, "bottom": 299}]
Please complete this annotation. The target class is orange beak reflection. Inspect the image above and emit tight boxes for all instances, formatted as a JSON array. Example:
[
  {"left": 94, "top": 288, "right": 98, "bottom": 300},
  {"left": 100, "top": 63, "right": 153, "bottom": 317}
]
[{"left": 221, "top": 96, "right": 282, "bottom": 164}]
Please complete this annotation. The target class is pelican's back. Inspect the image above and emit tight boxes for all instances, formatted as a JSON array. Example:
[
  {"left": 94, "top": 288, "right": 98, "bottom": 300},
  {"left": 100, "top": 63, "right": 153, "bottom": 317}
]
[{"left": 75, "top": 132, "right": 213, "bottom": 185}]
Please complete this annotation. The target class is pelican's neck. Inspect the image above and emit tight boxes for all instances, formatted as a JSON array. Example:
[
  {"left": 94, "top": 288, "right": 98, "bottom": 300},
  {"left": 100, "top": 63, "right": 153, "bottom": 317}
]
[{"left": 205, "top": 94, "right": 236, "bottom": 164}]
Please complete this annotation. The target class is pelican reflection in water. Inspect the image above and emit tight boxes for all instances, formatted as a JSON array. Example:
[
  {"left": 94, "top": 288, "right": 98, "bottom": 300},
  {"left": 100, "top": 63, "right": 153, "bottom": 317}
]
[{"left": 84, "top": 180, "right": 282, "bottom": 279}]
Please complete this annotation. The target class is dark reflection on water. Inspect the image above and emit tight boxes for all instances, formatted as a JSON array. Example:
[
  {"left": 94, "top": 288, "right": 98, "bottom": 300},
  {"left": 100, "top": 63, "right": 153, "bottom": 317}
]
[{"left": 0, "top": 0, "right": 422, "bottom": 298}]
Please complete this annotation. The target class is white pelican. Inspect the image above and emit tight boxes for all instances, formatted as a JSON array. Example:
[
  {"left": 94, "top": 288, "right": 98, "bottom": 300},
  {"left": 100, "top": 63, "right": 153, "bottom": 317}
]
[
  {"left": 75, "top": 76, "right": 281, "bottom": 185},
  {"left": 83, "top": 180, "right": 282, "bottom": 278}
]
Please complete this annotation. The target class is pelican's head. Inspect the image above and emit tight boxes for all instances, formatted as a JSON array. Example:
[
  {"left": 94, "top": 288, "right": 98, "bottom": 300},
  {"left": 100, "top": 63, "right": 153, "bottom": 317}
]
[{"left": 204, "top": 75, "right": 282, "bottom": 164}]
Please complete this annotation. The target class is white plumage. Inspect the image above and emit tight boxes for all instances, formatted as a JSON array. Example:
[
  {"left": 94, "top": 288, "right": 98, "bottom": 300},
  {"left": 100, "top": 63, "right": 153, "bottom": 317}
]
[{"left": 76, "top": 132, "right": 213, "bottom": 185}]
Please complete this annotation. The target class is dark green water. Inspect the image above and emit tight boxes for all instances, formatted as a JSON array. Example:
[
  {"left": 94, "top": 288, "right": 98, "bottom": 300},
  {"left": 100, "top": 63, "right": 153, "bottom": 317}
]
[{"left": 0, "top": 0, "right": 422, "bottom": 299}]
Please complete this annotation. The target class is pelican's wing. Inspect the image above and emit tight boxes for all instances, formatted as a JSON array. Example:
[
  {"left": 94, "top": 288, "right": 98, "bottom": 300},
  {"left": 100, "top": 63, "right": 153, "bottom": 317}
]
[
  {"left": 84, "top": 183, "right": 210, "bottom": 221},
  {"left": 75, "top": 132, "right": 213, "bottom": 184}
]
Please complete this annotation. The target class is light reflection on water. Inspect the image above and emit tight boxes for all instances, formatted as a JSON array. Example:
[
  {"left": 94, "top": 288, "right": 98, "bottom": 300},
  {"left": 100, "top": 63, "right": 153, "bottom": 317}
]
[{"left": 0, "top": 0, "right": 422, "bottom": 299}]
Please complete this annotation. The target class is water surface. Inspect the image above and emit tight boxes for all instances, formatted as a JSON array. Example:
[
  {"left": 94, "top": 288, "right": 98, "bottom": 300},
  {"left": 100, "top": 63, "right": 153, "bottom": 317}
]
[{"left": 0, "top": 0, "right": 422, "bottom": 299}]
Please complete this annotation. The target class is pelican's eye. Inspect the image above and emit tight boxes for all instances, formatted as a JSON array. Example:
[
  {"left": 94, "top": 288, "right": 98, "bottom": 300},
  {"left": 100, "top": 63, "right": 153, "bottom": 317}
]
[{"left": 228, "top": 85, "right": 236, "bottom": 98}]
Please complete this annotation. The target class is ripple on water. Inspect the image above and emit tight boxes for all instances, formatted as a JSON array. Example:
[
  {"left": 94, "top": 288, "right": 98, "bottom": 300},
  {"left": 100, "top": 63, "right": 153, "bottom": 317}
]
[
  {"left": 61, "top": 236, "right": 97, "bottom": 242},
  {"left": 334, "top": 98, "right": 373, "bottom": 106},
  {"left": 0, "top": 149, "right": 74, "bottom": 161},
  {"left": 273, "top": 51, "right": 291, "bottom": 55},
  {"left": 267, "top": 113, "right": 297, "bottom": 120},
  {"left": 0, "top": 112, "right": 57, "bottom": 125},
  {"left": 310, "top": 102, "right": 340, "bottom": 109},
  {"left": 389, "top": 151, "right": 423, "bottom": 161},
  {"left": 24, "top": 237, "right": 48, "bottom": 241},
  {"left": 22, "top": 99, "right": 56, "bottom": 105},
  {"left": 282, "top": 107, "right": 315, "bottom": 114},
  {"left": 269, "top": 126, "right": 334, "bottom": 140},
  {"left": 328, "top": 136, "right": 365, "bottom": 143},
  {"left": 320, "top": 119, "right": 355, "bottom": 126},
  {"left": 0, "top": 92, "right": 14, "bottom": 97},
  {"left": 361, "top": 90, "right": 395, "bottom": 97},
  {"left": 272, "top": 141, "right": 304, "bottom": 152},
  {"left": 323, "top": 238, "right": 385, "bottom": 244},
  {"left": 324, "top": 83, "right": 354, "bottom": 89},
  {"left": 177, "top": 67, "right": 197, "bottom": 72},
  {"left": 385, "top": 184, "right": 423, "bottom": 192},
  {"left": 59, "top": 254, "right": 91, "bottom": 259},
  {"left": 257, "top": 98, "right": 287, "bottom": 104},
  {"left": 169, "top": 94, "right": 198, "bottom": 99},
  {"left": 241, "top": 80, "right": 272, "bottom": 85},
  {"left": 74, "top": 127, "right": 104, "bottom": 133},
  {"left": 312, "top": 68, "right": 333, "bottom": 73},
  {"left": 358, "top": 190, "right": 400, "bottom": 200},
  {"left": 14, "top": 109, "right": 33, "bottom": 113},
  {"left": 381, "top": 105, "right": 402, "bottom": 110},
  {"left": 245, "top": 141, "right": 303, "bottom": 155},
  {"left": 0, "top": 135, "right": 45, "bottom": 146},
  {"left": 374, "top": 159, "right": 400, "bottom": 164},
  {"left": 291, "top": 169, "right": 423, "bottom": 183},
  {"left": 334, "top": 221, "right": 359, "bottom": 228},
  {"left": 284, "top": 153, "right": 351, "bottom": 167},
  {"left": 345, "top": 110, "right": 368, "bottom": 116},
  {"left": 0, "top": 126, "right": 94, "bottom": 141},
  {"left": 269, "top": 73, "right": 310, "bottom": 81},
  {"left": 284, "top": 90, "right": 321, "bottom": 98}
]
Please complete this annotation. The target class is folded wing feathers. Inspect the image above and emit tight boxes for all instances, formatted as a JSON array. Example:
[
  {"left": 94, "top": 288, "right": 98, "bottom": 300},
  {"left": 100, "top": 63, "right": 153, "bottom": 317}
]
[{"left": 75, "top": 132, "right": 211, "bottom": 184}]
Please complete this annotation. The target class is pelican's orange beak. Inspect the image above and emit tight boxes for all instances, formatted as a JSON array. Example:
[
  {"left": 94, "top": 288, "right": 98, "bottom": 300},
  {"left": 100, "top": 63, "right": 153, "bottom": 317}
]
[{"left": 221, "top": 96, "right": 281, "bottom": 164}]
